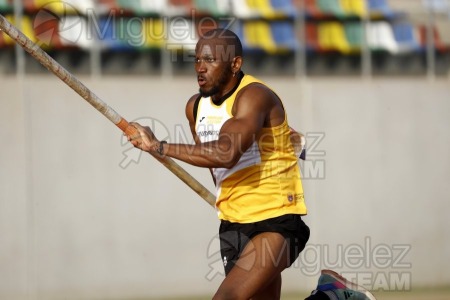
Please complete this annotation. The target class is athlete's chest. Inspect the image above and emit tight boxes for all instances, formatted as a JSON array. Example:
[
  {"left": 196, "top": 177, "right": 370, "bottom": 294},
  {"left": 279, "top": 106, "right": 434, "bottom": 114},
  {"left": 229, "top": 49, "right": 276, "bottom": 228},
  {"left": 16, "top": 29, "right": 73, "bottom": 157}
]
[{"left": 195, "top": 98, "right": 233, "bottom": 142}]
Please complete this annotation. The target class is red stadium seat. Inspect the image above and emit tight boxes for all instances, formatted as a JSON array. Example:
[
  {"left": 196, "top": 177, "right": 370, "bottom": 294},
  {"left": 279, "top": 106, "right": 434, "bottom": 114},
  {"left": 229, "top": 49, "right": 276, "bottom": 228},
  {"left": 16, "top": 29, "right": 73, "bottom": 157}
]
[
  {"left": 418, "top": 24, "right": 450, "bottom": 53},
  {"left": 303, "top": 0, "right": 327, "bottom": 18},
  {"left": 305, "top": 23, "right": 321, "bottom": 52}
]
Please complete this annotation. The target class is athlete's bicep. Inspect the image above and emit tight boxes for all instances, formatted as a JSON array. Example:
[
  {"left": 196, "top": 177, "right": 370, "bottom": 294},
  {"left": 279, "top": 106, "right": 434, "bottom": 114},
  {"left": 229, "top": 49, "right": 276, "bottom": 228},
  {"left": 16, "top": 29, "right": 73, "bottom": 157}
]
[{"left": 217, "top": 86, "right": 272, "bottom": 163}]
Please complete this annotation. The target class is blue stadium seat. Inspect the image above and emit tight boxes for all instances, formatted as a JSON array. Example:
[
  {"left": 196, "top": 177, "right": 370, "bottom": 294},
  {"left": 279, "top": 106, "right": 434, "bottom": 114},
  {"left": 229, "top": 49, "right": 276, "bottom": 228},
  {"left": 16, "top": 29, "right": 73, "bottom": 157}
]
[
  {"left": 367, "top": 0, "right": 403, "bottom": 19},
  {"left": 270, "top": 21, "right": 299, "bottom": 52},
  {"left": 270, "top": 0, "right": 299, "bottom": 18},
  {"left": 392, "top": 22, "right": 421, "bottom": 53},
  {"left": 97, "top": 18, "right": 136, "bottom": 51}
]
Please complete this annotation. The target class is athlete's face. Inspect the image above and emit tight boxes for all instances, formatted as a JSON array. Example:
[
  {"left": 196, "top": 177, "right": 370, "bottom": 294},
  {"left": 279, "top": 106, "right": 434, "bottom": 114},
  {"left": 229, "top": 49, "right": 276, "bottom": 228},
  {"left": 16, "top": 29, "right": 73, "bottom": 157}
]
[{"left": 194, "top": 40, "right": 235, "bottom": 99}]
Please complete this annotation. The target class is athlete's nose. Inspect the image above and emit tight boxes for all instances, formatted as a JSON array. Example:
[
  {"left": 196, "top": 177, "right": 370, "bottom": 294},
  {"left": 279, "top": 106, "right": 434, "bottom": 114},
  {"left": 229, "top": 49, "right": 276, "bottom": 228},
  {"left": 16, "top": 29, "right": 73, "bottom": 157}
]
[{"left": 195, "top": 60, "right": 207, "bottom": 74}]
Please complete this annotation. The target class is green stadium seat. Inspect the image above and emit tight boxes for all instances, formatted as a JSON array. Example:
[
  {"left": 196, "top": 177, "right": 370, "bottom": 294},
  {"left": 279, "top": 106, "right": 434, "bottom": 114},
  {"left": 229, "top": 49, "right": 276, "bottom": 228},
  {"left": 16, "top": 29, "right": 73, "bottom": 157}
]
[
  {"left": 345, "top": 22, "right": 363, "bottom": 49},
  {"left": 0, "top": 0, "right": 12, "bottom": 12},
  {"left": 116, "top": 0, "right": 142, "bottom": 14},
  {"left": 194, "top": 0, "right": 229, "bottom": 17},
  {"left": 317, "top": 0, "right": 347, "bottom": 18},
  {"left": 114, "top": 0, "right": 163, "bottom": 16}
]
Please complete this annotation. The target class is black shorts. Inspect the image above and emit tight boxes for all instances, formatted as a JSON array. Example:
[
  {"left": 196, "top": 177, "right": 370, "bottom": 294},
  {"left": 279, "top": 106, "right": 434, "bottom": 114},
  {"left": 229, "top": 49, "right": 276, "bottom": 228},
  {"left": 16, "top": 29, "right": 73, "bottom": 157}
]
[{"left": 219, "top": 214, "right": 310, "bottom": 275}]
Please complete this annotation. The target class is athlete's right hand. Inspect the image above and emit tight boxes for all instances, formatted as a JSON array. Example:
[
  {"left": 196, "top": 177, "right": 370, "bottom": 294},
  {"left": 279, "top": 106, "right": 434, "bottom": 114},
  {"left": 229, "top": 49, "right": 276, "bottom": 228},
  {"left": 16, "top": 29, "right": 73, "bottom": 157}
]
[{"left": 126, "top": 122, "right": 159, "bottom": 153}]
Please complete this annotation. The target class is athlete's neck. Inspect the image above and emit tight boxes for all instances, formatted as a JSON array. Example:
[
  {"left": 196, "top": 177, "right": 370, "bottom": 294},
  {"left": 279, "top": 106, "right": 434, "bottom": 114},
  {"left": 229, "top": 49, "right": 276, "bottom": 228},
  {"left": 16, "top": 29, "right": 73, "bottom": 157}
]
[{"left": 211, "top": 71, "right": 244, "bottom": 105}]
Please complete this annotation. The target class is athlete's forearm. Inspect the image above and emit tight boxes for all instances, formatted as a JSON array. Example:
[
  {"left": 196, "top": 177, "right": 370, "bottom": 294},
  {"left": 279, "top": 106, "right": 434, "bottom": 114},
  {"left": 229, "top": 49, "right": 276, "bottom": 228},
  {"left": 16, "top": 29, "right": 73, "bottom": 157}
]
[{"left": 158, "top": 141, "right": 237, "bottom": 169}]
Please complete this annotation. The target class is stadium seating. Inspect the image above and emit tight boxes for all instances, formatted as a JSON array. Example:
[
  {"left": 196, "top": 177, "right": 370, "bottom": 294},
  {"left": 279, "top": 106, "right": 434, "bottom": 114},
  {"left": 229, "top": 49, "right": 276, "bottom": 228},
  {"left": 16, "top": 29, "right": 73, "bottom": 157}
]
[
  {"left": 270, "top": 0, "right": 299, "bottom": 18},
  {"left": 58, "top": 16, "right": 94, "bottom": 49},
  {"left": 166, "top": 18, "right": 197, "bottom": 50},
  {"left": 366, "top": 21, "right": 398, "bottom": 53},
  {"left": 167, "top": 0, "right": 194, "bottom": 16},
  {"left": 1, "top": 0, "right": 448, "bottom": 75},
  {"left": 418, "top": 24, "right": 449, "bottom": 53},
  {"left": 23, "top": 0, "right": 80, "bottom": 15},
  {"left": 230, "top": 0, "right": 259, "bottom": 19},
  {"left": 240, "top": 20, "right": 277, "bottom": 53},
  {"left": 0, "top": 14, "right": 8, "bottom": 48},
  {"left": 305, "top": 23, "right": 321, "bottom": 51},
  {"left": 344, "top": 22, "right": 363, "bottom": 49},
  {"left": 340, "top": 0, "right": 368, "bottom": 18},
  {"left": 98, "top": 0, "right": 167, "bottom": 16},
  {"left": 194, "top": 0, "right": 229, "bottom": 17},
  {"left": 270, "top": 21, "right": 299, "bottom": 52},
  {"left": 4, "top": 15, "right": 37, "bottom": 44},
  {"left": 141, "top": 17, "right": 165, "bottom": 49},
  {"left": 140, "top": 0, "right": 169, "bottom": 16},
  {"left": 304, "top": 0, "right": 326, "bottom": 18},
  {"left": 318, "top": 21, "right": 354, "bottom": 53},
  {"left": 0, "top": 0, "right": 12, "bottom": 12},
  {"left": 392, "top": 22, "right": 421, "bottom": 53},
  {"left": 97, "top": 17, "right": 136, "bottom": 51},
  {"left": 367, "top": 0, "right": 402, "bottom": 19},
  {"left": 116, "top": 0, "right": 147, "bottom": 15},
  {"left": 246, "top": 0, "right": 298, "bottom": 19},
  {"left": 317, "top": 0, "right": 348, "bottom": 18}
]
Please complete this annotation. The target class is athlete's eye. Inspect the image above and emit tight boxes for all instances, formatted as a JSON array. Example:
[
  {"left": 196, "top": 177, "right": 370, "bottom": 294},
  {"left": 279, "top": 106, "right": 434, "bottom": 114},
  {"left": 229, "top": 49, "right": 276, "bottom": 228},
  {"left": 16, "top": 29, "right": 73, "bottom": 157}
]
[{"left": 194, "top": 57, "right": 217, "bottom": 64}]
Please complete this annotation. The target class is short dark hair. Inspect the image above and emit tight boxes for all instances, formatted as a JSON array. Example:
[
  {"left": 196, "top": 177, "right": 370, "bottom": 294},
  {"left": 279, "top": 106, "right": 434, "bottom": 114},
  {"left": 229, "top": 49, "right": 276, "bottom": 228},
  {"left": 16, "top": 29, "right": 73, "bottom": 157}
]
[{"left": 200, "top": 28, "right": 243, "bottom": 57}]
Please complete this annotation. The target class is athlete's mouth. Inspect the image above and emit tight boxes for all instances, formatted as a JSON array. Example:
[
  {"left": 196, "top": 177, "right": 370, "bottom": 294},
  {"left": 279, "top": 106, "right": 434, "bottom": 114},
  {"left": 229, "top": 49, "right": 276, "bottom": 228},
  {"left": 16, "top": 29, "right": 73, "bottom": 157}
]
[{"left": 197, "top": 75, "right": 207, "bottom": 87}]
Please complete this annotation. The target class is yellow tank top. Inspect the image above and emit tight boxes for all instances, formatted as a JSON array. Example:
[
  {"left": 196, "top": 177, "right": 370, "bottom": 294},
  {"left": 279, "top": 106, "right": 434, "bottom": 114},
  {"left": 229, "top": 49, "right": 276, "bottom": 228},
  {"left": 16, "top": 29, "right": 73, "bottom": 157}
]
[{"left": 195, "top": 74, "right": 307, "bottom": 223}]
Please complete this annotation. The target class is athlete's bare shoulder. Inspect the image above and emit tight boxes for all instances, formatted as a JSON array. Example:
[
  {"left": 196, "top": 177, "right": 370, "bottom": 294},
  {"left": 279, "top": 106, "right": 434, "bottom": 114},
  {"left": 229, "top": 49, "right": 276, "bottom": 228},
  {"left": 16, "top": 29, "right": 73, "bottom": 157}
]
[{"left": 232, "top": 82, "right": 278, "bottom": 114}]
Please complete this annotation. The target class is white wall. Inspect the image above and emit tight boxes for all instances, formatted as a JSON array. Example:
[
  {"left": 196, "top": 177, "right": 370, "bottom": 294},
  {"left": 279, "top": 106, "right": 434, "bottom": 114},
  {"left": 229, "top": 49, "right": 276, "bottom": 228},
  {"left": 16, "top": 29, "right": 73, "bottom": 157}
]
[{"left": 0, "top": 74, "right": 449, "bottom": 299}]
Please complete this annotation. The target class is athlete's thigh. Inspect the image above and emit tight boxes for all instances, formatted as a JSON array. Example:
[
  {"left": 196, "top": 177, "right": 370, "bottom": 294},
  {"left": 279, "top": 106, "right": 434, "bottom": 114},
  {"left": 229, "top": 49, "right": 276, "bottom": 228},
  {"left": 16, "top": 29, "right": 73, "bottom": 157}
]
[{"left": 213, "top": 231, "right": 290, "bottom": 300}]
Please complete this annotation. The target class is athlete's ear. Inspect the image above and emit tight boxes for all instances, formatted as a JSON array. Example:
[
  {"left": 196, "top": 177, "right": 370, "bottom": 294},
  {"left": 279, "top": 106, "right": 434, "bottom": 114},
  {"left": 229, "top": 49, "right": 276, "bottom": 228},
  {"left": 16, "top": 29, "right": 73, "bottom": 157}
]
[{"left": 231, "top": 56, "right": 242, "bottom": 74}]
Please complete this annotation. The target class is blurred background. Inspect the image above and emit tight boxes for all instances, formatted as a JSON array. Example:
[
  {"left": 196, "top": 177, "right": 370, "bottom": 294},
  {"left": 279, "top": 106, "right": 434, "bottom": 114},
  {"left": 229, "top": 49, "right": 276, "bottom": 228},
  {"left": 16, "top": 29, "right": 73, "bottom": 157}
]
[{"left": 1, "top": 0, "right": 450, "bottom": 299}]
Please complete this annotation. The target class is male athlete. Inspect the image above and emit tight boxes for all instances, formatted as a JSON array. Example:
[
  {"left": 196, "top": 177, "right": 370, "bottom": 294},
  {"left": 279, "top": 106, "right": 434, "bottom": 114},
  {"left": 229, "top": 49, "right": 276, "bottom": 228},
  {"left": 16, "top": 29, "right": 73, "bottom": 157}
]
[{"left": 127, "top": 29, "right": 375, "bottom": 300}]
